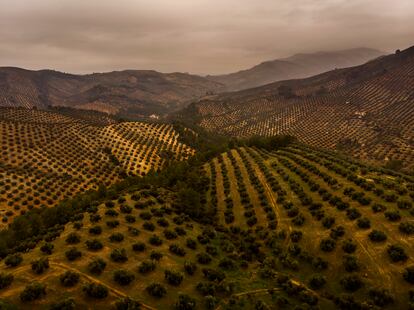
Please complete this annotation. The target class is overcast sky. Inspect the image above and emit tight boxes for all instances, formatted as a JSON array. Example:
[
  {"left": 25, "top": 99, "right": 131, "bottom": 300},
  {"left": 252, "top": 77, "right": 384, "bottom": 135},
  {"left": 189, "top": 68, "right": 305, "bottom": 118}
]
[{"left": 0, "top": 0, "right": 413, "bottom": 75}]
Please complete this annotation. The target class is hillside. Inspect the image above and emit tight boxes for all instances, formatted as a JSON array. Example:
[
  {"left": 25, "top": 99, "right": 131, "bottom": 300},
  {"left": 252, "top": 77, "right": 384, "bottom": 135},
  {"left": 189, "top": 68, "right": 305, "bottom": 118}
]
[
  {"left": 207, "top": 48, "right": 383, "bottom": 91},
  {"left": 0, "top": 107, "right": 194, "bottom": 226},
  {"left": 193, "top": 45, "right": 414, "bottom": 171},
  {"left": 0, "top": 141, "right": 413, "bottom": 309},
  {"left": 0, "top": 68, "right": 223, "bottom": 119}
]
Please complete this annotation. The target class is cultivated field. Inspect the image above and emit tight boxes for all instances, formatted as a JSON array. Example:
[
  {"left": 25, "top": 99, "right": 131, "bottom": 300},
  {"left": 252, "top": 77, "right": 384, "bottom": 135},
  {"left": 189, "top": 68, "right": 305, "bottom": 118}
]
[
  {"left": 0, "top": 188, "right": 330, "bottom": 309},
  {"left": 0, "top": 107, "right": 194, "bottom": 225},
  {"left": 205, "top": 145, "right": 414, "bottom": 308},
  {"left": 196, "top": 46, "right": 414, "bottom": 171}
]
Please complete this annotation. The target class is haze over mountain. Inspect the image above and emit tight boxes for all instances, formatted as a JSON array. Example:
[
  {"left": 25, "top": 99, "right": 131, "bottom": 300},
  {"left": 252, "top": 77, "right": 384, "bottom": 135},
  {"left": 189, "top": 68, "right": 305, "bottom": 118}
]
[
  {"left": 0, "top": 67, "right": 223, "bottom": 118},
  {"left": 188, "top": 45, "right": 414, "bottom": 170},
  {"left": 207, "top": 48, "right": 384, "bottom": 91}
]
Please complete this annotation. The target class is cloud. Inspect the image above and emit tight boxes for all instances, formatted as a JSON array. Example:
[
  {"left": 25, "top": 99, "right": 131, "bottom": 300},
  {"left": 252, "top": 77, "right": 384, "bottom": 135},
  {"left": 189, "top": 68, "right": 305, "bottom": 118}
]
[{"left": 0, "top": 0, "right": 413, "bottom": 74}]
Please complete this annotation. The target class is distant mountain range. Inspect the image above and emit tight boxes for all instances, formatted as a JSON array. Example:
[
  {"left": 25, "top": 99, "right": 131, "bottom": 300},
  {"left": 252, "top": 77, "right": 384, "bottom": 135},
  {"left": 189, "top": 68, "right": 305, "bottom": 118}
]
[
  {"left": 207, "top": 48, "right": 384, "bottom": 91},
  {"left": 189, "top": 45, "right": 414, "bottom": 170},
  {"left": 0, "top": 47, "right": 384, "bottom": 118},
  {"left": 0, "top": 68, "right": 223, "bottom": 119}
]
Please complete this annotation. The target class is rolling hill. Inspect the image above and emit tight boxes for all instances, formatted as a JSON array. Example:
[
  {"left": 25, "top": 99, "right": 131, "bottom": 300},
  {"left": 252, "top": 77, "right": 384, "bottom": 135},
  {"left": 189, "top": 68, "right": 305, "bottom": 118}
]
[
  {"left": 207, "top": 48, "right": 384, "bottom": 91},
  {"left": 0, "top": 140, "right": 413, "bottom": 309},
  {"left": 191, "top": 45, "right": 414, "bottom": 172},
  {"left": 0, "top": 107, "right": 194, "bottom": 226},
  {"left": 0, "top": 67, "right": 223, "bottom": 119}
]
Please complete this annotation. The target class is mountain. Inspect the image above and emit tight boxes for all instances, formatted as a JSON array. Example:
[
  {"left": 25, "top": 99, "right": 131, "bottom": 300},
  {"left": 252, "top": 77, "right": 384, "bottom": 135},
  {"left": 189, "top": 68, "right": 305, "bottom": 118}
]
[
  {"left": 207, "top": 48, "right": 384, "bottom": 91},
  {"left": 0, "top": 67, "right": 223, "bottom": 119},
  {"left": 187, "top": 45, "right": 414, "bottom": 171}
]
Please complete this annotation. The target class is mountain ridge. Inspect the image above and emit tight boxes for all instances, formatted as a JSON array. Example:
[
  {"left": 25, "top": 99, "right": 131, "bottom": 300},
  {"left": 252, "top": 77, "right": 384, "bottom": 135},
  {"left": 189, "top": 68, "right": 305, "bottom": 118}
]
[{"left": 207, "top": 47, "right": 384, "bottom": 91}]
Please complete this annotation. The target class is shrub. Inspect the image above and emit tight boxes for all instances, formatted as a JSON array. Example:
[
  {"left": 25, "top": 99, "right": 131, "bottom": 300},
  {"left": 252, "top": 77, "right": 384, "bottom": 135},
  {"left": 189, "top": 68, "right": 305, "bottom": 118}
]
[
  {"left": 164, "top": 229, "right": 178, "bottom": 240},
  {"left": 40, "top": 242, "right": 54, "bottom": 255},
  {"left": 149, "top": 234, "right": 163, "bottom": 246},
  {"left": 128, "top": 227, "right": 140, "bottom": 236},
  {"left": 105, "top": 209, "right": 118, "bottom": 217},
  {"left": 109, "top": 233, "right": 124, "bottom": 243},
  {"left": 202, "top": 268, "right": 225, "bottom": 282},
  {"left": 322, "top": 217, "right": 335, "bottom": 229},
  {"left": 197, "top": 253, "right": 212, "bottom": 264},
  {"left": 89, "top": 225, "right": 102, "bottom": 235},
  {"left": 60, "top": 271, "right": 80, "bottom": 287},
  {"left": 343, "top": 255, "right": 359, "bottom": 272},
  {"left": 140, "top": 212, "right": 152, "bottom": 220},
  {"left": 83, "top": 283, "right": 108, "bottom": 299},
  {"left": 169, "top": 244, "right": 186, "bottom": 256},
  {"left": 120, "top": 205, "right": 132, "bottom": 214},
  {"left": 115, "top": 297, "right": 141, "bottom": 310},
  {"left": 0, "top": 273, "right": 13, "bottom": 289},
  {"left": 387, "top": 245, "right": 408, "bottom": 262},
  {"left": 174, "top": 294, "right": 196, "bottom": 310},
  {"left": 340, "top": 275, "right": 363, "bottom": 292},
  {"left": 403, "top": 266, "right": 414, "bottom": 284},
  {"left": 357, "top": 218, "right": 371, "bottom": 229},
  {"left": 132, "top": 242, "right": 146, "bottom": 252},
  {"left": 106, "top": 220, "right": 120, "bottom": 228},
  {"left": 399, "top": 222, "right": 414, "bottom": 235},
  {"left": 111, "top": 248, "right": 128, "bottom": 262},
  {"left": 368, "top": 230, "right": 387, "bottom": 242},
  {"left": 88, "top": 258, "right": 107, "bottom": 275},
  {"left": 368, "top": 288, "right": 394, "bottom": 307},
  {"left": 138, "top": 260, "right": 156, "bottom": 274},
  {"left": 218, "top": 258, "right": 236, "bottom": 270},
  {"left": 165, "top": 270, "right": 184, "bottom": 286},
  {"left": 184, "top": 261, "right": 197, "bottom": 275},
  {"left": 20, "top": 282, "right": 46, "bottom": 302},
  {"left": 308, "top": 274, "right": 326, "bottom": 290},
  {"left": 290, "top": 230, "right": 303, "bottom": 243},
  {"left": 143, "top": 221, "right": 155, "bottom": 231},
  {"left": 50, "top": 298, "right": 76, "bottom": 310},
  {"left": 65, "top": 248, "right": 82, "bottom": 261},
  {"left": 86, "top": 239, "right": 104, "bottom": 251},
  {"left": 113, "top": 269, "right": 135, "bottom": 286},
  {"left": 186, "top": 238, "right": 197, "bottom": 250},
  {"left": 342, "top": 239, "right": 357, "bottom": 253},
  {"left": 175, "top": 227, "right": 187, "bottom": 236},
  {"left": 204, "top": 295, "right": 218, "bottom": 309},
  {"left": 90, "top": 214, "right": 102, "bottom": 223},
  {"left": 31, "top": 258, "right": 49, "bottom": 274},
  {"left": 320, "top": 238, "right": 336, "bottom": 252},
  {"left": 312, "top": 257, "right": 328, "bottom": 271},
  {"left": 5, "top": 253, "right": 23, "bottom": 267},
  {"left": 150, "top": 251, "right": 163, "bottom": 261},
  {"left": 384, "top": 210, "right": 401, "bottom": 222},
  {"left": 125, "top": 214, "right": 136, "bottom": 223},
  {"left": 65, "top": 232, "right": 81, "bottom": 244},
  {"left": 146, "top": 282, "right": 167, "bottom": 298},
  {"left": 372, "top": 203, "right": 386, "bottom": 213},
  {"left": 330, "top": 226, "right": 345, "bottom": 239}
]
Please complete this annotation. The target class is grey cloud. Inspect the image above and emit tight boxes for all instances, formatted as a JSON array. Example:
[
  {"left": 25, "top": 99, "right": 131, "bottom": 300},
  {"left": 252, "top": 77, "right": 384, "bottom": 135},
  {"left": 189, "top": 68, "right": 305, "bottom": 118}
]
[{"left": 0, "top": 0, "right": 413, "bottom": 74}]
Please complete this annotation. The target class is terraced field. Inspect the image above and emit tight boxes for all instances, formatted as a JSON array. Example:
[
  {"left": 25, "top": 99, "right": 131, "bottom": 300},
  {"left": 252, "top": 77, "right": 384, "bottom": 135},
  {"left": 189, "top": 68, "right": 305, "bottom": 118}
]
[
  {"left": 0, "top": 108, "right": 194, "bottom": 225},
  {"left": 205, "top": 145, "right": 414, "bottom": 308},
  {"left": 195, "top": 46, "right": 414, "bottom": 171}
]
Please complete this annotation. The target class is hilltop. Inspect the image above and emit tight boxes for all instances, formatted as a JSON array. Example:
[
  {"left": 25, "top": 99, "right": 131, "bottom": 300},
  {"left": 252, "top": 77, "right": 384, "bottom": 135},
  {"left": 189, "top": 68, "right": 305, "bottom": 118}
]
[
  {"left": 189, "top": 45, "right": 414, "bottom": 172},
  {"left": 207, "top": 48, "right": 383, "bottom": 91},
  {"left": 0, "top": 68, "right": 223, "bottom": 119}
]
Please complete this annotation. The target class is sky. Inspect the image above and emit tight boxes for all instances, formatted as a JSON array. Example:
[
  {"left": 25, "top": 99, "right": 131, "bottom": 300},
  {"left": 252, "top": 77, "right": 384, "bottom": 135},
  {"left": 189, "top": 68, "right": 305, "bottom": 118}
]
[{"left": 0, "top": 0, "right": 413, "bottom": 75}]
